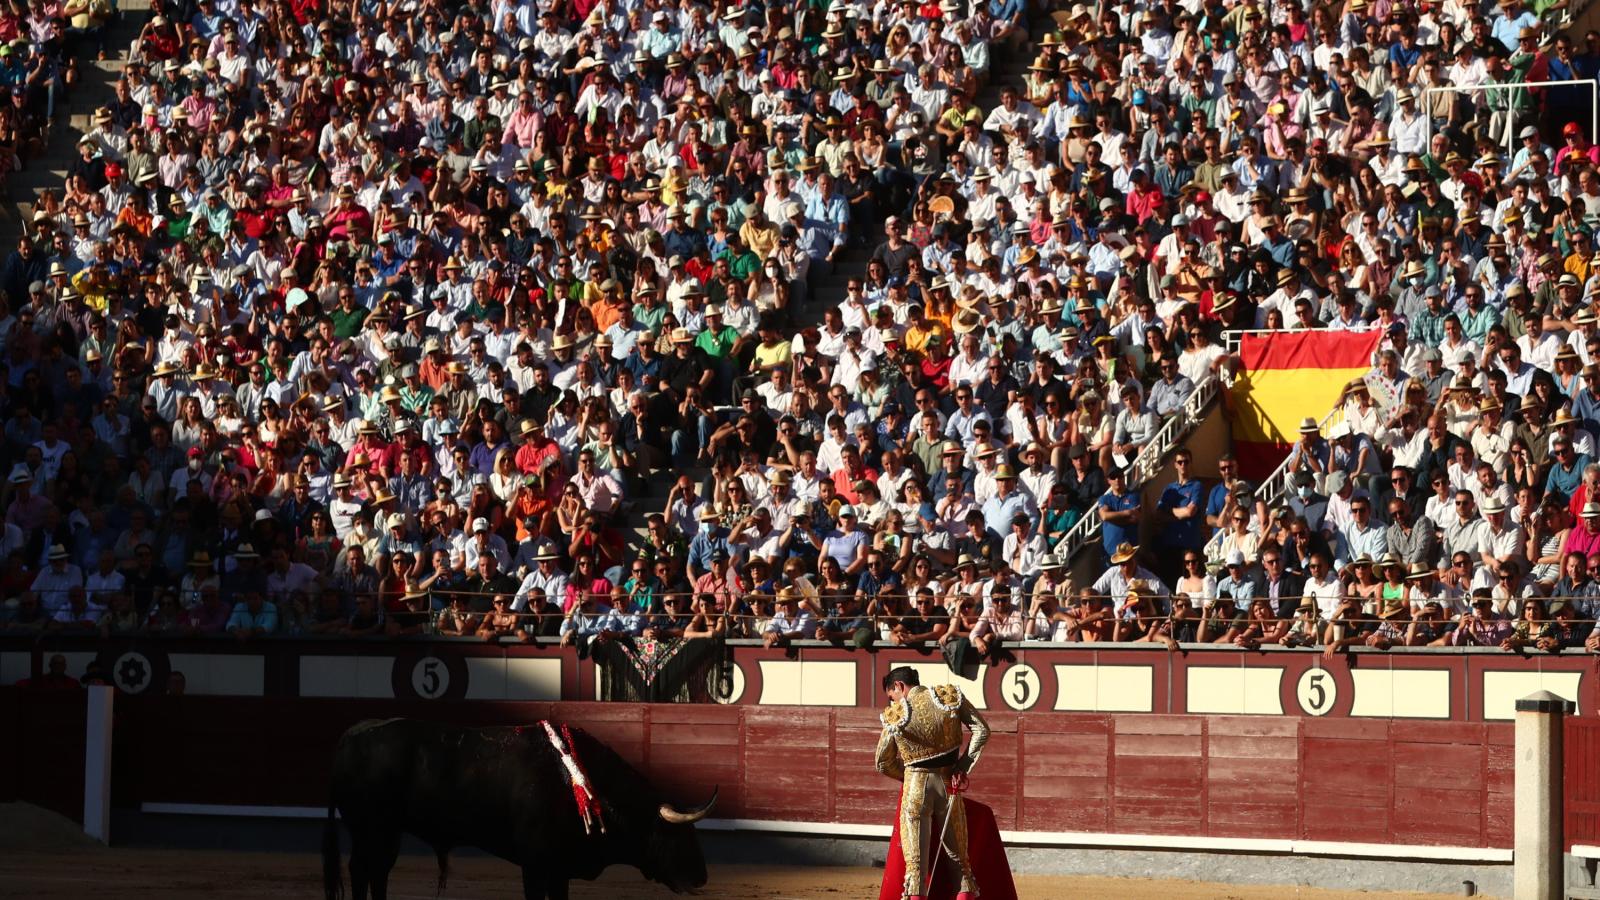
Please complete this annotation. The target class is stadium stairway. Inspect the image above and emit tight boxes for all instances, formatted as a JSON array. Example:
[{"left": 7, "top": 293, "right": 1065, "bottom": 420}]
[
  {"left": 0, "top": 0, "right": 147, "bottom": 246},
  {"left": 1057, "top": 374, "right": 1229, "bottom": 583}
]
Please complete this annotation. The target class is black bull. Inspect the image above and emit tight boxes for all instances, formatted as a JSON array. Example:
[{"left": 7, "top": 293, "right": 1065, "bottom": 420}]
[{"left": 323, "top": 718, "right": 715, "bottom": 900}]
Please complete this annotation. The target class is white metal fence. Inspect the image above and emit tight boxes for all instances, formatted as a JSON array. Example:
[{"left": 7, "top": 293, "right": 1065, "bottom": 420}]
[{"left": 1422, "top": 78, "right": 1597, "bottom": 154}]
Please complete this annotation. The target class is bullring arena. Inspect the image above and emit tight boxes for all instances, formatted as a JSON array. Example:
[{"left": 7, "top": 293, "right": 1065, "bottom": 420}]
[{"left": 13, "top": 0, "right": 1600, "bottom": 895}]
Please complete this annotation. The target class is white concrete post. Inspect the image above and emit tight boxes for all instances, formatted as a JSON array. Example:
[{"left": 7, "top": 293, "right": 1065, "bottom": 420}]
[
  {"left": 1515, "top": 690, "right": 1572, "bottom": 900},
  {"left": 83, "top": 684, "right": 114, "bottom": 844}
]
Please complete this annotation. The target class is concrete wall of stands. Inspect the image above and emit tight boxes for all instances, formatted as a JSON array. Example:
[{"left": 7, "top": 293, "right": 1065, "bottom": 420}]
[
  {"left": 2, "top": 637, "right": 1592, "bottom": 723},
  {"left": 0, "top": 689, "right": 1516, "bottom": 853}
]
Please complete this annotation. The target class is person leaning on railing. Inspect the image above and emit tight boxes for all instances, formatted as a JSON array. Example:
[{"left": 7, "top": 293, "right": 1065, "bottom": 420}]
[
  {"left": 763, "top": 588, "right": 814, "bottom": 648},
  {"left": 1230, "top": 598, "right": 1289, "bottom": 650},
  {"left": 478, "top": 595, "right": 523, "bottom": 642},
  {"left": 1321, "top": 596, "right": 1379, "bottom": 660},
  {"left": 969, "top": 588, "right": 1025, "bottom": 658},
  {"left": 436, "top": 593, "right": 481, "bottom": 639},
  {"left": 1452, "top": 592, "right": 1514, "bottom": 647},
  {"left": 1141, "top": 594, "right": 1200, "bottom": 649}
]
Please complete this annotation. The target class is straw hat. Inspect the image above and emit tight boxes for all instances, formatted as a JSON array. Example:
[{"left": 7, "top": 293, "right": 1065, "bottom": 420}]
[{"left": 1109, "top": 542, "right": 1139, "bottom": 564}]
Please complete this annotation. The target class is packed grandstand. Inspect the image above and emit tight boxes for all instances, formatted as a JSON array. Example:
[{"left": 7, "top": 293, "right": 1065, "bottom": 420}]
[{"left": 4, "top": 0, "right": 1600, "bottom": 667}]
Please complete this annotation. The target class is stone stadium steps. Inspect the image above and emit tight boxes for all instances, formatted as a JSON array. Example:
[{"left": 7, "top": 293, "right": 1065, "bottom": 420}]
[{"left": 0, "top": 0, "right": 146, "bottom": 244}]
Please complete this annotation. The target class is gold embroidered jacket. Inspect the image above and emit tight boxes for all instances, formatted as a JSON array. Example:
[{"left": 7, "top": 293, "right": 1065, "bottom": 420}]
[{"left": 875, "top": 684, "right": 990, "bottom": 780}]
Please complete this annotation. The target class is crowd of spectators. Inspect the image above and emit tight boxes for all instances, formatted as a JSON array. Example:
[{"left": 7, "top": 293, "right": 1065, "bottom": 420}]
[
  {"left": 0, "top": 0, "right": 108, "bottom": 194},
  {"left": 2, "top": 0, "right": 1600, "bottom": 662}
]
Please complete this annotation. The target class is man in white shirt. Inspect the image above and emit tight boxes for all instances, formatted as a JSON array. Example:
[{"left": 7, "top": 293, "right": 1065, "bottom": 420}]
[
  {"left": 1304, "top": 553, "right": 1343, "bottom": 619},
  {"left": 1389, "top": 88, "right": 1429, "bottom": 155},
  {"left": 1517, "top": 306, "right": 1565, "bottom": 373},
  {"left": 1477, "top": 497, "right": 1523, "bottom": 573}
]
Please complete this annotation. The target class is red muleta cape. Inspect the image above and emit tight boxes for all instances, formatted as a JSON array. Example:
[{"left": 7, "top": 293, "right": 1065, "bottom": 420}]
[{"left": 877, "top": 796, "right": 1017, "bottom": 900}]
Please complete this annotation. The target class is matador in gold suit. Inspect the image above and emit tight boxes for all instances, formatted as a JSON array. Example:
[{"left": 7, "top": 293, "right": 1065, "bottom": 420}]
[{"left": 875, "top": 666, "right": 990, "bottom": 900}]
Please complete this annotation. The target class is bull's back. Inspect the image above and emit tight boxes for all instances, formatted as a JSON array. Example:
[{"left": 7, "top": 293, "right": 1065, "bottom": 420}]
[
  {"left": 331, "top": 719, "right": 420, "bottom": 825},
  {"left": 332, "top": 719, "right": 543, "bottom": 862}
]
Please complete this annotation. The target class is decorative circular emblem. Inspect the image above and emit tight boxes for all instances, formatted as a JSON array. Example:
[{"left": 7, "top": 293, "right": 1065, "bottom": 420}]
[
  {"left": 113, "top": 651, "right": 154, "bottom": 694},
  {"left": 713, "top": 661, "right": 747, "bottom": 705}
]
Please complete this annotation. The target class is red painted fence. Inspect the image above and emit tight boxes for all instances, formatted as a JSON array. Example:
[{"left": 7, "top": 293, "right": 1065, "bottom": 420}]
[
  {"left": 1567, "top": 716, "right": 1600, "bottom": 850},
  {"left": 23, "top": 695, "right": 1505, "bottom": 849},
  {"left": 0, "top": 689, "right": 86, "bottom": 822}
]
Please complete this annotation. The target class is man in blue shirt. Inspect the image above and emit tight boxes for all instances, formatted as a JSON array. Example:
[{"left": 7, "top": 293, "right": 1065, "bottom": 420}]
[
  {"left": 988, "top": 0, "right": 1026, "bottom": 46},
  {"left": 662, "top": 209, "right": 706, "bottom": 260},
  {"left": 686, "top": 508, "right": 733, "bottom": 581},
  {"left": 1215, "top": 550, "right": 1259, "bottom": 604},
  {"left": 816, "top": 592, "right": 872, "bottom": 643},
  {"left": 1098, "top": 468, "right": 1142, "bottom": 560},
  {"left": 1491, "top": 0, "right": 1539, "bottom": 51},
  {"left": 1205, "top": 454, "right": 1250, "bottom": 536},
  {"left": 982, "top": 466, "right": 1037, "bottom": 541},
  {"left": 226, "top": 589, "right": 279, "bottom": 638},
  {"left": 1156, "top": 450, "right": 1205, "bottom": 580},
  {"left": 856, "top": 550, "right": 904, "bottom": 603},
  {"left": 1546, "top": 438, "right": 1589, "bottom": 504}
]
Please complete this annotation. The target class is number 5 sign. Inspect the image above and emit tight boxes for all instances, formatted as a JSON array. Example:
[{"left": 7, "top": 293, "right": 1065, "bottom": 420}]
[
  {"left": 1001, "top": 664, "right": 1041, "bottom": 711},
  {"left": 412, "top": 656, "right": 450, "bottom": 699},
  {"left": 1295, "top": 667, "right": 1337, "bottom": 716}
]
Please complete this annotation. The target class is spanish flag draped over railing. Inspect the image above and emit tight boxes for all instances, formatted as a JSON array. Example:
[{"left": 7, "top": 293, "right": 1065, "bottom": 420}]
[{"left": 1230, "top": 330, "right": 1383, "bottom": 481}]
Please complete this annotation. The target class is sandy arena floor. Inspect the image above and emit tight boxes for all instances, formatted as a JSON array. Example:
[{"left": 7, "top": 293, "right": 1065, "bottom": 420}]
[
  {"left": 0, "top": 848, "right": 1467, "bottom": 900},
  {"left": 0, "top": 803, "right": 1467, "bottom": 899}
]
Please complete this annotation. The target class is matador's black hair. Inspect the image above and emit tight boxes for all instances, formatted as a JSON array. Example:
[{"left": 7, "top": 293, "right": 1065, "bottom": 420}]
[{"left": 882, "top": 666, "right": 921, "bottom": 692}]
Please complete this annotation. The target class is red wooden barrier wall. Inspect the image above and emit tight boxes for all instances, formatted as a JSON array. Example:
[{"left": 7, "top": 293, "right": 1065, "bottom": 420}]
[
  {"left": 95, "top": 698, "right": 1515, "bottom": 848},
  {"left": 0, "top": 688, "right": 87, "bottom": 822},
  {"left": 1566, "top": 716, "right": 1600, "bottom": 850}
]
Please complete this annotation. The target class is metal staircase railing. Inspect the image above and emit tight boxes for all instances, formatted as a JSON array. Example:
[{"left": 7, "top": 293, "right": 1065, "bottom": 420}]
[
  {"left": 1220, "top": 327, "right": 1370, "bottom": 507},
  {"left": 1254, "top": 401, "right": 1349, "bottom": 509},
  {"left": 1054, "top": 373, "right": 1221, "bottom": 561}
]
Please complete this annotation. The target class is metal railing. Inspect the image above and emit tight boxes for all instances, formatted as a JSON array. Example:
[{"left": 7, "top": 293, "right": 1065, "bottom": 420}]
[
  {"left": 1220, "top": 326, "right": 1379, "bottom": 354},
  {"left": 1054, "top": 374, "right": 1221, "bottom": 562},
  {"left": 1220, "top": 328, "right": 1366, "bottom": 508},
  {"left": 1255, "top": 402, "right": 1350, "bottom": 508},
  {"left": 1423, "top": 78, "right": 1598, "bottom": 153}
]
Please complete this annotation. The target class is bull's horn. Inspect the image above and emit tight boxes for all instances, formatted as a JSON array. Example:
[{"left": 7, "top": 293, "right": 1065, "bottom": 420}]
[{"left": 658, "top": 787, "right": 718, "bottom": 824}]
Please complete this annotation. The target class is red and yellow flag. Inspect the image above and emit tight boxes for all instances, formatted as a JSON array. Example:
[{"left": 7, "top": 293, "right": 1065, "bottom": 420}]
[{"left": 1230, "top": 330, "right": 1382, "bottom": 480}]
